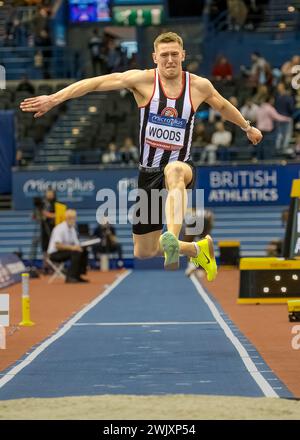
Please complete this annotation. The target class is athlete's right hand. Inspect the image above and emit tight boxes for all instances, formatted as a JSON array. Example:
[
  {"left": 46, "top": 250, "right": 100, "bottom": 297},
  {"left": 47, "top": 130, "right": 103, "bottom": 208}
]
[{"left": 20, "top": 95, "right": 55, "bottom": 118}]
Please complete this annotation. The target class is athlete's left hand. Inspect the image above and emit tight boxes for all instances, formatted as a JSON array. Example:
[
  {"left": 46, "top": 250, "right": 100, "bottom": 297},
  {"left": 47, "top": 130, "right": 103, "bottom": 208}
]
[{"left": 246, "top": 126, "right": 263, "bottom": 145}]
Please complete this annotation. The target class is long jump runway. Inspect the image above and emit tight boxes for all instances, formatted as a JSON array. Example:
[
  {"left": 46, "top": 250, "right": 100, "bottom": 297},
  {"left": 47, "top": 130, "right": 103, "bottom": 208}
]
[{"left": 0, "top": 270, "right": 292, "bottom": 400}]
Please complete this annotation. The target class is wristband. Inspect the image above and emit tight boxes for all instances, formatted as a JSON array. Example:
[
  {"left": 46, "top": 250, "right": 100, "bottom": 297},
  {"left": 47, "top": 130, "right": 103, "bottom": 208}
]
[{"left": 240, "top": 120, "right": 252, "bottom": 132}]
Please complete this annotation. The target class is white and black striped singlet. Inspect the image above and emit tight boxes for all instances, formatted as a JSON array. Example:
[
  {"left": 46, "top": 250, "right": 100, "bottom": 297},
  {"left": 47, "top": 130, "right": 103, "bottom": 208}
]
[{"left": 139, "top": 68, "right": 195, "bottom": 168}]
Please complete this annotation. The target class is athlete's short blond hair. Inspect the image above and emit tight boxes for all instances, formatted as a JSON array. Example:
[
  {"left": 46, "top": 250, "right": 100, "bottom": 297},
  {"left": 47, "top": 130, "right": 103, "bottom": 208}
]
[{"left": 153, "top": 32, "right": 183, "bottom": 51}]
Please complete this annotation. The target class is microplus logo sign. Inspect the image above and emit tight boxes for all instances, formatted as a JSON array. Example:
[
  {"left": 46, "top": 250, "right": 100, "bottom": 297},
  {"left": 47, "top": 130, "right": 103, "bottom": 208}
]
[
  {"left": 23, "top": 178, "right": 95, "bottom": 196},
  {"left": 0, "top": 65, "right": 6, "bottom": 90}
]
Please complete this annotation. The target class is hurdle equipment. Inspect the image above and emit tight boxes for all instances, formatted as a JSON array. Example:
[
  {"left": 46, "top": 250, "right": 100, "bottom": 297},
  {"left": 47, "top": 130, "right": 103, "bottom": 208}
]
[
  {"left": 19, "top": 273, "right": 35, "bottom": 326},
  {"left": 238, "top": 258, "right": 300, "bottom": 304},
  {"left": 288, "top": 299, "right": 300, "bottom": 322}
]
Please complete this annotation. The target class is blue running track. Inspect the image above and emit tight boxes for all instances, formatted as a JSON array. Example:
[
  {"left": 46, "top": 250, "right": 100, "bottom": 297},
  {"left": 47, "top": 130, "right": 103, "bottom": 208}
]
[{"left": 0, "top": 270, "right": 292, "bottom": 400}]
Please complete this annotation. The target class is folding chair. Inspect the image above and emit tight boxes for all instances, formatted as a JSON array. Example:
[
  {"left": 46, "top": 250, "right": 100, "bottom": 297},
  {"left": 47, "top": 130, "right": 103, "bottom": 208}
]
[{"left": 45, "top": 256, "right": 66, "bottom": 284}]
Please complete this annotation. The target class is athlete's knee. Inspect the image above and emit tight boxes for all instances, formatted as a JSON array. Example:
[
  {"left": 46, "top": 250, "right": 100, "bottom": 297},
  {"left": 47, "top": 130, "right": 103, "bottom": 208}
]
[
  {"left": 165, "top": 162, "right": 185, "bottom": 178},
  {"left": 134, "top": 246, "right": 158, "bottom": 259},
  {"left": 165, "top": 163, "right": 186, "bottom": 188}
]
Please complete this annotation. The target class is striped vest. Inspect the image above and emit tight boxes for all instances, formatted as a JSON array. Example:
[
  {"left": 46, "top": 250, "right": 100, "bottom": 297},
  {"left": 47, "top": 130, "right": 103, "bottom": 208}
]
[{"left": 139, "top": 68, "right": 195, "bottom": 168}]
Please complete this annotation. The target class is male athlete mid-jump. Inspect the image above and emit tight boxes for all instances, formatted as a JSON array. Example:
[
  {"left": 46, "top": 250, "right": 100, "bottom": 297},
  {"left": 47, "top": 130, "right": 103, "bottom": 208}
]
[{"left": 20, "top": 32, "right": 263, "bottom": 281}]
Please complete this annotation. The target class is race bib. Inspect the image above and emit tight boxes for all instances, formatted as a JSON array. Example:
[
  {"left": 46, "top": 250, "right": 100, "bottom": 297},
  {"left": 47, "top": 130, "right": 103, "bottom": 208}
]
[{"left": 145, "top": 111, "right": 187, "bottom": 151}]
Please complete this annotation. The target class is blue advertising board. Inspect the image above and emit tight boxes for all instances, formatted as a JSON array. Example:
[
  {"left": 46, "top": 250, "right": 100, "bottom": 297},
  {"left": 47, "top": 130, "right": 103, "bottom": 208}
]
[
  {"left": 0, "top": 254, "right": 26, "bottom": 289},
  {"left": 12, "top": 163, "right": 300, "bottom": 210},
  {"left": 198, "top": 163, "right": 300, "bottom": 206},
  {"left": 12, "top": 168, "right": 138, "bottom": 210}
]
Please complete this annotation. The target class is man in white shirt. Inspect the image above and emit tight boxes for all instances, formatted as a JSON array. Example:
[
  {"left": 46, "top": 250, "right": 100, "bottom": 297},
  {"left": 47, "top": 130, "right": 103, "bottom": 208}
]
[
  {"left": 47, "top": 209, "right": 89, "bottom": 283},
  {"left": 240, "top": 98, "right": 259, "bottom": 124},
  {"left": 201, "top": 121, "right": 232, "bottom": 163}
]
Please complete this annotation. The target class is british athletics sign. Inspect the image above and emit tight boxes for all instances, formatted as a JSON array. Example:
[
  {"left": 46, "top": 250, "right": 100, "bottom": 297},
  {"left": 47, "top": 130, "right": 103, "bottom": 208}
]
[{"left": 198, "top": 163, "right": 300, "bottom": 206}]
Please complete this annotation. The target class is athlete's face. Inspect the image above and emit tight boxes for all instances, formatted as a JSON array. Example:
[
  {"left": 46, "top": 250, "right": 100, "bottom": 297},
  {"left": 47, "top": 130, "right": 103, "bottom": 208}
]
[{"left": 153, "top": 42, "right": 185, "bottom": 78}]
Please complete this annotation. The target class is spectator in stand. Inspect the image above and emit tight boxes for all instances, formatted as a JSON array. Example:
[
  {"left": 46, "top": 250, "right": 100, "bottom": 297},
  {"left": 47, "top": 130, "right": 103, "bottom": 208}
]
[
  {"left": 120, "top": 137, "right": 139, "bottom": 164},
  {"left": 92, "top": 219, "right": 123, "bottom": 262},
  {"left": 215, "top": 120, "right": 233, "bottom": 161},
  {"left": 31, "top": 6, "right": 52, "bottom": 77},
  {"left": 294, "top": 132, "right": 300, "bottom": 158},
  {"left": 15, "top": 149, "right": 27, "bottom": 167},
  {"left": 37, "top": 29, "right": 52, "bottom": 78},
  {"left": 244, "top": 0, "right": 268, "bottom": 30},
  {"left": 5, "top": 14, "right": 22, "bottom": 46},
  {"left": 274, "top": 82, "right": 295, "bottom": 153},
  {"left": 253, "top": 84, "right": 269, "bottom": 105},
  {"left": 256, "top": 95, "right": 291, "bottom": 160},
  {"left": 186, "top": 59, "right": 201, "bottom": 75},
  {"left": 16, "top": 75, "right": 35, "bottom": 94},
  {"left": 32, "top": 6, "right": 51, "bottom": 45},
  {"left": 241, "top": 52, "right": 272, "bottom": 87},
  {"left": 128, "top": 52, "right": 140, "bottom": 70},
  {"left": 227, "top": 0, "right": 248, "bottom": 31},
  {"left": 102, "top": 142, "right": 121, "bottom": 164},
  {"left": 212, "top": 55, "right": 233, "bottom": 81},
  {"left": 191, "top": 122, "right": 211, "bottom": 162},
  {"left": 240, "top": 97, "right": 259, "bottom": 123},
  {"left": 88, "top": 29, "right": 105, "bottom": 76},
  {"left": 106, "top": 38, "right": 127, "bottom": 73},
  {"left": 34, "top": 50, "right": 44, "bottom": 71},
  {"left": 201, "top": 121, "right": 232, "bottom": 163}
]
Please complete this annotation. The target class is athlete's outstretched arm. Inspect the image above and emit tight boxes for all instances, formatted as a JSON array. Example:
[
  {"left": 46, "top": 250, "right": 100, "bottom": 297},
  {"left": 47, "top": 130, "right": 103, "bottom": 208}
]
[
  {"left": 20, "top": 70, "right": 145, "bottom": 118},
  {"left": 196, "top": 78, "right": 263, "bottom": 145}
]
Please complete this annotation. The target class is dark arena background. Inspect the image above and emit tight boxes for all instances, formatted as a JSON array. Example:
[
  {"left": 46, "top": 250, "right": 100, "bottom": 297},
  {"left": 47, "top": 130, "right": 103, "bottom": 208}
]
[{"left": 1, "top": 0, "right": 300, "bottom": 425}]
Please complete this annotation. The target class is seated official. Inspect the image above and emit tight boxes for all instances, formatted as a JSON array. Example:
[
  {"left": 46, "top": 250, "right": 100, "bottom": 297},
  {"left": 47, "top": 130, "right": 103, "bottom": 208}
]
[
  {"left": 47, "top": 209, "right": 89, "bottom": 283},
  {"left": 92, "top": 219, "right": 123, "bottom": 261}
]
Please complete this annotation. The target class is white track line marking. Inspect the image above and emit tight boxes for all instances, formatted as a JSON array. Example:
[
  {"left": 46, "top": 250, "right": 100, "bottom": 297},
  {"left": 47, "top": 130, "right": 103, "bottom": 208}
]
[
  {"left": 0, "top": 270, "right": 131, "bottom": 389},
  {"left": 190, "top": 274, "right": 279, "bottom": 398},
  {"left": 73, "top": 321, "right": 218, "bottom": 326}
]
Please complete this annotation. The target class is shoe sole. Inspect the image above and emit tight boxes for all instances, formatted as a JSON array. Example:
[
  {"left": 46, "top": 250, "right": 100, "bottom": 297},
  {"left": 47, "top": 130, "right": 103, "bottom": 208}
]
[
  {"left": 205, "top": 234, "right": 217, "bottom": 281},
  {"left": 160, "top": 232, "right": 179, "bottom": 271},
  {"left": 205, "top": 234, "right": 215, "bottom": 260}
]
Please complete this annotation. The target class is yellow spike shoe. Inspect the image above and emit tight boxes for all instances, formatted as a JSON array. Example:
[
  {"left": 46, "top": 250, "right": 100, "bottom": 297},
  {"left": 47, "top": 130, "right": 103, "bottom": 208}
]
[
  {"left": 190, "top": 235, "right": 217, "bottom": 281},
  {"left": 159, "top": 231, "right": 180, "bottom": 270}
]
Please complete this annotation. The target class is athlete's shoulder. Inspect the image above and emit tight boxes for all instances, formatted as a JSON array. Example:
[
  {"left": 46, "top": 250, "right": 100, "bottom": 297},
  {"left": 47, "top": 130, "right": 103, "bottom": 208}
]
[
  {"left": 123, "top": 68, "right": 155, "bottom": 86},
  {"left": 124, "top": 68, "right": 154, "bottom": 78},
  {"left": 189, "top": 74, "right": 214, "bottom": 98},
  {"left": 189, "top": 73, "right": 212, "bottom": 89}
]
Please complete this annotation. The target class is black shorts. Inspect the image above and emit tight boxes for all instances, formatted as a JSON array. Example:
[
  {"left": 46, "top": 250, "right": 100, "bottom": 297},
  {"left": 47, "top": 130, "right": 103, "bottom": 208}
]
[{"left": 132, "top": 161, "right": 196, "bottom": 235}]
